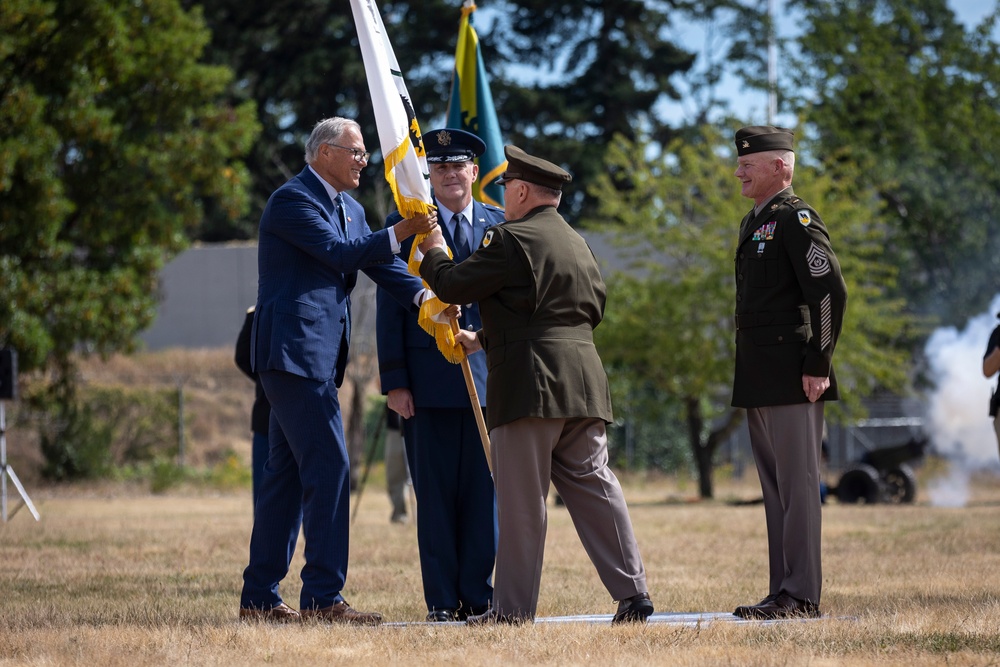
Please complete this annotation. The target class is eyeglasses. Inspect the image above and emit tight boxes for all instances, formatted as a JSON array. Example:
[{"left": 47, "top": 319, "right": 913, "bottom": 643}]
[{"left": 326, "top": 143, "right": 371, "bottom": 163}]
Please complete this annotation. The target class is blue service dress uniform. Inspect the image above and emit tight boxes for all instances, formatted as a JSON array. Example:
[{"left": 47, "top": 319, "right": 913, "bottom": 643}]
[{"left": 376, "top": 198, "right": 504, "bottom": 617}]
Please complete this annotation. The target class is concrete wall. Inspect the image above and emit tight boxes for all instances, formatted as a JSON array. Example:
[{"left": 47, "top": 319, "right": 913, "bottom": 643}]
[
  {"left": 139, "top": 234, "right": 625, "bottom": 351},
  {"left": 139, "top": 243, "right": 260, "bottom": 351}
]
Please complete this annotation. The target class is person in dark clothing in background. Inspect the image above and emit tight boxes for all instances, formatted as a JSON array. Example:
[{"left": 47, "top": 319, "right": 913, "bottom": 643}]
[
  {"left": 235, "top": 306, "right": 269, "bottom": 509},
  {"left": 983, "top": 311, "right": 1000, "bottom": 455}
]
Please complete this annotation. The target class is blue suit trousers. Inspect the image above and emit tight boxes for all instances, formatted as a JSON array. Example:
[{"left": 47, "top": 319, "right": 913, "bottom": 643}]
[
  {"left": 241, "top": 369, "right": 351, "bottom": 610},
  {"left": 404, "top": 407, "right": 496, "bottom": 613}
]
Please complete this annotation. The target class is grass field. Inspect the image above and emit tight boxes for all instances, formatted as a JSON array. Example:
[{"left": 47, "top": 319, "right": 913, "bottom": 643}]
[{"left": 2, "top": 468, "right": 1000, "bottom": 666}]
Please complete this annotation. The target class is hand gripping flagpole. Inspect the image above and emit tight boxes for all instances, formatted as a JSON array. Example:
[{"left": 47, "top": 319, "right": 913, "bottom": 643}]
[{"left": 449, "top": 318, "right": 492, "bottom": 473}]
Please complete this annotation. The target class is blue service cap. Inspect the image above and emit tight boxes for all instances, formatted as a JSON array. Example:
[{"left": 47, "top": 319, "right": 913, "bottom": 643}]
[{"left": 424, "top": 128, "right": 486, "bottom": 163}]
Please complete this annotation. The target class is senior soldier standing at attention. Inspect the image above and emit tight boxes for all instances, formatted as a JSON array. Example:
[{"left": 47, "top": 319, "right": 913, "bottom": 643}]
[
  {"left": 730, "top": 126, "right": 847, "bottom": 620},
  {"left": 417, "top": 145, "right": 654, "bottom": 625}
]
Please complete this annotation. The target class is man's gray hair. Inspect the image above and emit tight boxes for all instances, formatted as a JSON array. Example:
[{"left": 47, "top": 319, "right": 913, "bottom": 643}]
[
  {"left": 304, "top": 117, "right": 361, "bottom": 164},
  {"left": 526, "top": 181, "right": 563, "bottom": 203},
  {"left": 777, "top": 149, "right": 795, "bottom": 172}
]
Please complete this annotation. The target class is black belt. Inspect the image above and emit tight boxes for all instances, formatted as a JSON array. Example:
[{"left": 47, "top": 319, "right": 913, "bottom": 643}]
[
  {"left": 493, "top": 324, "right": 594, "bottom": 345},
  {"left": 735, "top": 308, "right": 809, "bottom": 330}
]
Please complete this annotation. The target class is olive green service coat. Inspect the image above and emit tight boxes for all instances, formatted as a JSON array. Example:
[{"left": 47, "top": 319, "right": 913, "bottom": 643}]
[
  {"left": 419, "top": 205, "right": 613, "bottom": 430},
  {"left": 732, "top": 187, "right": 848, "bottom": 408}
]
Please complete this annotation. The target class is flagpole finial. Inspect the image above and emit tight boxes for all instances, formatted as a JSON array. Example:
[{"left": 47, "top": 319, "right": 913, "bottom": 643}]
[{"left": 461, "top": 0, "right": 477, "bottom": 18}]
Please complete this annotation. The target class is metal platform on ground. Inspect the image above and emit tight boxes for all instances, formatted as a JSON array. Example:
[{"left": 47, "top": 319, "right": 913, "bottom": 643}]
[{"left": 384, "top": 611, "right": 839, "bottom": 628}]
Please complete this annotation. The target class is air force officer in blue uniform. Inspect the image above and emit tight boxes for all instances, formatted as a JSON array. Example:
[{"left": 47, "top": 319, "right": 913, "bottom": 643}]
[
  {"left": 376, "top": 129, "right": 504, "bottom": 622},
  {"left": 239, "top": 117, "right": 438, "bottom": 624}
]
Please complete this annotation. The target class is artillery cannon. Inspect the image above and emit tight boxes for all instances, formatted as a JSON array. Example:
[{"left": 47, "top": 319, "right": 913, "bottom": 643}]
[{"left": 832, "top": 438, "right": 926, "bottom": 504}]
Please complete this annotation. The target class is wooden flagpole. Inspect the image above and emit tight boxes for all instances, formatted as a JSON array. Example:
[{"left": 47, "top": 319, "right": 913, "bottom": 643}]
[{"left": 450, "top": 318, "right": 491, "bottom": 473}]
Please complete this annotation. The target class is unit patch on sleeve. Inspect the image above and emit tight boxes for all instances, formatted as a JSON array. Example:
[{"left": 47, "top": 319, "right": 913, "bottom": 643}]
[
  {"left": 482, "top": 230, "right": 495, "bottom": 247},
  {"left": 797, "top": 210, "right": 812, "bottom": 226}
]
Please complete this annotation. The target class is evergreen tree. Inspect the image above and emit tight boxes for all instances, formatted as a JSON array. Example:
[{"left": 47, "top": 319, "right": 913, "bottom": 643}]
[
  {"left": 492, "top": 0, "right": 696, "bottom": 220},
  {"left": 187, "top": 0, "right": 461, "bottom": 239},
  {"left": 0, "top": 0, "right": 258, "bottom": 473},
  {"left": 788, "top": 0, "right": 1000, "bottom": 325}
]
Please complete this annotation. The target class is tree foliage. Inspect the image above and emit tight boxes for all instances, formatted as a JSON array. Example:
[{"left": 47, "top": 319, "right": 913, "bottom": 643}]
[
  {"left": 787, "top": 0, "right": 1000, "bottom": 325},
  {"left": 491, "top": 0, "right": 696, "bottom": 219},
  {"left": 591, "top": 127, "right": 917, "bottom": 497},
  {"left": 185, "top": 0, "right": 696, "bottom": 232},
  {"left": 185, "top": 0, "right": 463, "bottom": 239},
  {"left": 0, "top": 0, "right": 258, "bottom": 457}
]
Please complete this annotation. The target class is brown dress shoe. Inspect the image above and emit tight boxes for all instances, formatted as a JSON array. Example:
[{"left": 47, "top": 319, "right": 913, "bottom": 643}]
[
  {"left": 301, "top": 600, "right": 383, "bottom": 625},
  {"left": 239, "top": 602, "right": 301, "bottom": 623},
  {"left": 738, "top": 592, "right": 820, "bottom": 620},
  {"left": 613, "top": 592, "right": 654, "bottom": 624},
  {"left": 465, "top": 608, "right": 528, "bottom": 625}
]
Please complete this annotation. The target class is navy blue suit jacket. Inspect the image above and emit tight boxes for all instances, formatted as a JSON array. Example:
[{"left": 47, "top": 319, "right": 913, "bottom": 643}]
[
  {"left": 252, "top": 167, "right": 423, "bottom": 383},
  {"left": 376, "top": 199, "right": 504, "bottom": 407}
]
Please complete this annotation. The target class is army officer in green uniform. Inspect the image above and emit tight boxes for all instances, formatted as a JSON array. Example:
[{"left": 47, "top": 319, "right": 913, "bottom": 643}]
[
  {"left": 416, "top": 145, "right": 654, "bottom": 625},
  {"left": 730, "top": 126, "right": 848, "bottom": 620}
]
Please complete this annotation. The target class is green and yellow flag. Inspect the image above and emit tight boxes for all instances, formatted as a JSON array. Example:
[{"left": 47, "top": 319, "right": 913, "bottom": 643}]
[{"left": 447, "top": 1, "right": 506, "bottom": 208}]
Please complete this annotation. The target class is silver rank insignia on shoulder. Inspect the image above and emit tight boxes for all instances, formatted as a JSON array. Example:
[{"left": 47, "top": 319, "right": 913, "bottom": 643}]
[
  {"left": 797, "top": 210, "right": 812, "bottom": 226},
  {"left": 483, "top": 230, "right": 495, "bottom": 247}
]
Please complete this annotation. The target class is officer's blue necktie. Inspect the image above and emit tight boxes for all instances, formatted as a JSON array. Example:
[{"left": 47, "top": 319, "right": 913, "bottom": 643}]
[{"left": 452, "top": 213, "right": 471, "bottom": 262}]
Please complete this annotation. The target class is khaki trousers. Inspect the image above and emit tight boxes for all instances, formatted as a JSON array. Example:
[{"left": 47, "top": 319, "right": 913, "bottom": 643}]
[
  {"left": 747, "top": 402, "right": 824, "bottom": 604},
  {"left": 490, "top": 417, "right": 647, "bottom": 619}
]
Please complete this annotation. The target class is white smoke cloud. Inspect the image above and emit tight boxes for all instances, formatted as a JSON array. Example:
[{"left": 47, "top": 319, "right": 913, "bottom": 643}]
[{"left": 923, "top": 293, "right": 1000, "bottom": 506}]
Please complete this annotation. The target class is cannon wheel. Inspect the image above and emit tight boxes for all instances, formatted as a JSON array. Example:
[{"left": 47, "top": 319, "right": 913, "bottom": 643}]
[
  {"left": 881, "top": 464, "right": 917, "bottom": 504},
  {"left": 836, "top": 463, "right": 880, "bottom": 504}
]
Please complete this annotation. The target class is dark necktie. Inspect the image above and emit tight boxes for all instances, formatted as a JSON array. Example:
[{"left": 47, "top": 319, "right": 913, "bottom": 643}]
[
  {"left": 334, "top": 193, "right": 347, "bottom": 234},
  {"left": 452, "top": 213, "right": 471, "bottom": 262}
]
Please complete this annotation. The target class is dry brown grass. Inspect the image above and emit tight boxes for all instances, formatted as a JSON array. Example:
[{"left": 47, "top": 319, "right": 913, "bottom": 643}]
[
  {"left": 3, "top": 349, "right": 1000, "bottom": 665},
  {"left": 2, "top": 471, "right": 1000, "bottom": 666}
]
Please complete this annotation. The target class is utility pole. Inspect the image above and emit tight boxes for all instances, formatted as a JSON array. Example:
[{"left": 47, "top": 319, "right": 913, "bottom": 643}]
[{"left": 767, "top": 0, "right": 778, "bottom": 124}]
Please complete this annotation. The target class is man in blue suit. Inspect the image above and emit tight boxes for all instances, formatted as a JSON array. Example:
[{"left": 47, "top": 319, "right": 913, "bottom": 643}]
[
  {"left": 376, "top": 128, "right": 504, "bottom": 622},
  {"left": 239, "top": 117, "right": 438, "bottom": 624}
]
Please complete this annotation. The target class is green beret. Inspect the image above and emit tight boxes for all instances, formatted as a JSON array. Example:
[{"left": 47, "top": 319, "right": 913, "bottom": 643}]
[
  {"left": 735, "top": 126, "right": 795, "bottom": 155},
  {"left": 494, "top": 145, "right": 572, "bottom": 191}
]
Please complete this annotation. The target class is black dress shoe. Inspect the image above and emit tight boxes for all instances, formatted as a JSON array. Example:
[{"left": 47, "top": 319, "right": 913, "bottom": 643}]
[
  {"left": 733, "top": 592, "right": 780, "bottom": 618},
  {"left": 426, "top": 609, "right": 458, "bottom": 622},
  {"left": 466, "top": 608, "right": 528, "bottom": 625},
  {"left": 613, "top": 592, "right": 654, "bottom": 624},
  {"left": 738, "top": 592, "right": 820, "bottom": 620}
]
